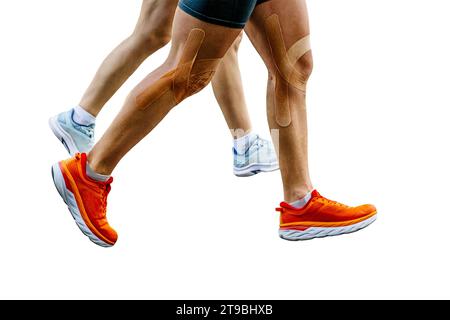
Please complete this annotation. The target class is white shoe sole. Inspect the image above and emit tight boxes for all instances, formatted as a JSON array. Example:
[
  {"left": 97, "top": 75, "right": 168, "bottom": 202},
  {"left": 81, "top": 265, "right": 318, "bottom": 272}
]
[
  {"left": 51, "top": 163, "right": 112, "bottom": 248},
  {"left": 49, "top": 116, "right": 79, "bottom": 156},
  {"left": 279, "top": 214, "right": 377, "bottom": 241},
  {"left": 234, "top": 162, "right": 279, "bottom": 177}
]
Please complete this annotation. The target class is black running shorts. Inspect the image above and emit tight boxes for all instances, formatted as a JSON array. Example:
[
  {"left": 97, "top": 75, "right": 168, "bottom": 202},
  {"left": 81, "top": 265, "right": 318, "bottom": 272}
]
[{"left": 178, "top": 0, "right": 270, "bottom": 29}]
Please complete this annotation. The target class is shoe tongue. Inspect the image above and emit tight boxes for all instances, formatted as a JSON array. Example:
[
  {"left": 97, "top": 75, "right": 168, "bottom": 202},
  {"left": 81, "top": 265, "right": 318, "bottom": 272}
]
[
  {"left": 105, "top": 176, "right": 113, "bottom": 185},
  {"left": 78, "top": 152, "right": 88, "bottom": 164},
  {"left": 311, "top": 190, "right": 320, "bottom": 197}
]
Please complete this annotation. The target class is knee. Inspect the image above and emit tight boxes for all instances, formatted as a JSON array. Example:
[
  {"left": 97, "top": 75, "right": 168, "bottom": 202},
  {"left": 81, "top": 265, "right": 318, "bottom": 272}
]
[
  {"left": 133, "top": 28, "right": 222, "bottom": 109},
  {"left": 132, "top": 58, "right": 220, "bottom": 111},
  {"left": 133, "top": 23, "right": 172, "bottom": 52},
  {"left": 267, "top": 51, "right": 313, "bottom": 86},
  {"left": 296, "top": 52, "right": 314, "bottom": 82},
  {"left": 174, "top": 68, "right": 216, "bottom": 103}
]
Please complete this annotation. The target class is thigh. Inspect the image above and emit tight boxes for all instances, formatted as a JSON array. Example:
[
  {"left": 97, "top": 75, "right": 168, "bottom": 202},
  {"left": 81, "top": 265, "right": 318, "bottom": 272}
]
[
  {"left": 245, "top": 0, "right": 312, "bottom": 71},
  {"left": 170, "top": 8, "right": 243, "bottom": 61},
  {"left": 136, "top": 0, "right": 179, "bottom": 30}
]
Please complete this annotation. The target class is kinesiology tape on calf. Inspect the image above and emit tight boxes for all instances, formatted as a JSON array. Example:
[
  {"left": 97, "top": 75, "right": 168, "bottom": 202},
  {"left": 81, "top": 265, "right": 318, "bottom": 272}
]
[
  {"left": 265, "top": 14, "right": 311, "bottom": 127},
  {"left": 135, "top": 28, "right": 220, "bottom": 110}
]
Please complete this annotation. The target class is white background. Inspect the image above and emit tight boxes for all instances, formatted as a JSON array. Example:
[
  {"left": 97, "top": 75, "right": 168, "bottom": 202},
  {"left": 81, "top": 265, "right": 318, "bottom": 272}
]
[{"left": 0, "top": 0, "right": 449, "bottom": 299}]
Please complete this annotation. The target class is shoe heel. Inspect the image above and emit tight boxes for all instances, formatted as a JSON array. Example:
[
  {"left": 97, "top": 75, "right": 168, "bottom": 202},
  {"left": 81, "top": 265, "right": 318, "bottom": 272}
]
[
  {"left": 48, "top": 116, "right": 77, "bottom": 156},
  {"left": 51, "top": 163, "right": 68, "bottom": 204}
]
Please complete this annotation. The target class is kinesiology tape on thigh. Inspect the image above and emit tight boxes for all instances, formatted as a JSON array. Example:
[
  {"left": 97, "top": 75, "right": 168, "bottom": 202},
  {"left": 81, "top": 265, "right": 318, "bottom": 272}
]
[
  {"left": 265, "top": 14, "right": 311, "bottom": 127},
  {"left": 136, "top": 28, "right": 220, "bottom": 110}
]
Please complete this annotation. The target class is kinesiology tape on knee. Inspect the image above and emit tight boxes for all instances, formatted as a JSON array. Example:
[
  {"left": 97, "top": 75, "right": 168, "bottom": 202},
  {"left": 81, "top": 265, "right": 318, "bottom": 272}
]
[
  {"left": 265, "top": 14, "right": 311, "bottom": 127},
  {"left": 136, "top": 28, "right": 220, "bottom": 110}
]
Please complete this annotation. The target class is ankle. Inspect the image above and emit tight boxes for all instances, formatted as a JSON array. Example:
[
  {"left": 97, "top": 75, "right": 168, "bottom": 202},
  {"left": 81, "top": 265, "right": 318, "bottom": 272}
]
[
  {"left": 87, "top": 153, "right": 113, "bottom": 176},
  {"left": 86, "top": 161, "right": 110, "bottom": 182},
  {"left": 77, "top": 101, "right": 100, "bottom": 118},
  {"left": 231, "top": 128, "right": 253, "bottom": 140},
  {"left": 284, "top": 185, "right": 314, "bottom": 203},
  {"left": 72, "top": 105, "right": 96, "bottom": 126}
]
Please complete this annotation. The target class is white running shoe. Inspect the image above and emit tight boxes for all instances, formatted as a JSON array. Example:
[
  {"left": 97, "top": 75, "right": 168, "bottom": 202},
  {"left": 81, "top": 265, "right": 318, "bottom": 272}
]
[
  {"left": 49, "top": 109, "right": 95, "bottom": 155},
  {"left": 233, "top": 135, "right": 279, "bottom": 177}
]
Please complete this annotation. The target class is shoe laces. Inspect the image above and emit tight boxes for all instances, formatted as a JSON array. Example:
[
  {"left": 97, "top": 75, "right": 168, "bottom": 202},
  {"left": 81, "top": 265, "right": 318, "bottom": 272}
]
[
  {"left": 254, "top": 136, "right": 266, "bottom": 149},
  {"left": 73, "top": 122, "right": 95, "bottom": 139},
  {"left": 315, "top": 196, "right": 348, "bottom": 208},
  {"left": 98, "top": 181, "right": 112, "bottom": 216},
  {"left": 85, "top": 126, "right": 94, "bottom": 139},
  {"left": 80, "top": 125, "right": 94, "bottom": 139},
  {"left": 248, "top": 136, "right": 266, "bottom": 154}
]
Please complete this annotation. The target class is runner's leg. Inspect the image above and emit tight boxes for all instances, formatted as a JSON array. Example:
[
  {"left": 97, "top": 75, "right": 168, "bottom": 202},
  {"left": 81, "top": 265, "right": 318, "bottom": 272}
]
[
  {"left": 245, "top": 0, "right": 313, "bottom": 201},
  {"left": 80, "top": 0, "right": 178, "bottom": 116},
  {"left": 212, "top": 33, "right": 252, "bottom": 138}
]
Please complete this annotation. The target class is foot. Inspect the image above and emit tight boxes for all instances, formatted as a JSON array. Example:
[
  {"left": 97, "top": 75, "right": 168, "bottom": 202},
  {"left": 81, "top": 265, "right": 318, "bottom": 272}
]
[
  {"left": 233, "top": 135, "right": 279, "bottom": 177},
  {"left": 49, "top": 109, "right": 95, "bottom": 156},
  {"left": 277, "top": 190, "right": 377, "bottom": 241},
  {"left": 51, "top": 153, "right": 117, "bottom": 247}
]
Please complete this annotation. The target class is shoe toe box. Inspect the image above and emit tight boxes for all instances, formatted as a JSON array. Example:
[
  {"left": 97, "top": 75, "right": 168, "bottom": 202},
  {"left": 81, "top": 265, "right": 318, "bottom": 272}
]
[
  {"left": 354, "top": 204, "right": 377, "bottom": 219},
  {"left": 95, "top": 221, "right": 118, "bottom": 246}
]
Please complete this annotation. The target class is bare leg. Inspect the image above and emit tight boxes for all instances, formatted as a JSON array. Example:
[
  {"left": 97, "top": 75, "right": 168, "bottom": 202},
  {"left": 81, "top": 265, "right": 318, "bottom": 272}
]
[
  {"left": 211, "top": 33, "right": 252, "bottom": 138},
  {"left": 79, "top": 0, "right": 178, "bottom": 116},
  {"left": 88, "top": 9, "right": 242, "bottom": 174},
  {"left": 245, "top": 0, "right": 313, "bottom": 201}
]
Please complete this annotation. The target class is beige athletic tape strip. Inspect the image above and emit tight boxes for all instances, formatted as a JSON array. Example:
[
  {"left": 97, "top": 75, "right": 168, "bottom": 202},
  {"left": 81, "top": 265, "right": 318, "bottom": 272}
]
[
  {"left": 287, "top": 36, "right": 311, "bottom": 65},
  {"left": 173, "top": 29, "right": 206, "bottom": 103},
  {"left": 188, "top": 59, "right": 221, "bottom": 96},
  {"left": 135, "top": 71, "right": 175, "bottom": 110},
  {"left": 265, "top": 14, "right": 311, "bottom": 127},
  {"left": 191, "top": 59, "right": 221, "bottom": 74},
  {"left": 136, "top": 28, "right": 220, "bottom": 110}
]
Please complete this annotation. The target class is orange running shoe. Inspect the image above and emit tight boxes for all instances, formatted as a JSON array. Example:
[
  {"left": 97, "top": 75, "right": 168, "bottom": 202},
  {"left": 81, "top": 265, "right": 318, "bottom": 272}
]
[
  {"left": 51, "top": 153, "right": 117, "bottom": 247},
  {"left": 277, "top": 190, "right": 377, "bottom": 241}
]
